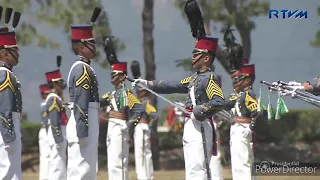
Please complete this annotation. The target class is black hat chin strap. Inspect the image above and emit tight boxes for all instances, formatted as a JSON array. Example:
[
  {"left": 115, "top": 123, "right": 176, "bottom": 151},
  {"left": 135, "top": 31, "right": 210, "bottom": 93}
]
[
  {"left": 6, "top": 49, "right": 18, "bottom": 65},
  {"left": 192, "top": 53, "right": 204, "bottom": 66},
  {"left": 82, "top": 41, "right": 95, "bottom": 57}
]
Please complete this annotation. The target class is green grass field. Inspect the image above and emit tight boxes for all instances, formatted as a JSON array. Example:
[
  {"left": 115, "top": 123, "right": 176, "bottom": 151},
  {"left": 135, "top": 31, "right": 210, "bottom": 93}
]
[{"left": 22, "top": 169, "right": 320, "bottom": 180}]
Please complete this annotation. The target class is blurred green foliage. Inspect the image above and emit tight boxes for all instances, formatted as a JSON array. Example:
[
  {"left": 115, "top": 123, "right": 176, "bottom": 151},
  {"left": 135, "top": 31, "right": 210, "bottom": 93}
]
[
  {"left": 174, "top": 0, "right": 270, "bottom": 71},
  {"left": 311, "top": 7, "right": 320, "bottom": 47},
  {"left": 1, "top": 0, "right": 125, "bottom": 67}
]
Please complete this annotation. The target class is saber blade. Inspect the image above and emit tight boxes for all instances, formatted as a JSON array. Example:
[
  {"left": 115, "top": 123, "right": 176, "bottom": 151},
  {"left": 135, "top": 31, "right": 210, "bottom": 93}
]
[{"left": 127, "top": 77, "right": 191, "bottom": 114}]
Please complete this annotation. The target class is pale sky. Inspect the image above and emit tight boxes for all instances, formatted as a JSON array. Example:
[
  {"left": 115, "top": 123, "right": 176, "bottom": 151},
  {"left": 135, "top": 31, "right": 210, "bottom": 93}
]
[{"left": 13, "top": 0, "right": 320, "bottom": 121}]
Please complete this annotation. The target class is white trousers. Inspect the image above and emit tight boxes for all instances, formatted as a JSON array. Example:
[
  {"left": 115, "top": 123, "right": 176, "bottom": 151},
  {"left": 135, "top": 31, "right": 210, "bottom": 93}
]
[
  {"left": 134, "top": 123, "right": 153, "bottom": 180},
  {"left": 39, "top": 127, "right": 50, "bottom": 180},
  {"left": 250, "top": 141, "right": 256, "bottom": 180},
  {"left": 66, "top": 102, "right": 99, "bottom": 180},
  {"left": 0, "top": 112, "right": 22, "bottom": 180},
  {"left": 107, "top": 118, "right": 129, "bottom": 180},
  {"left": 48, "top": 126, "right": 67, "bottom": 180},
  {"left": 209, "top": 123, "right": 223, "bottom": 180},
  {"left": 230, "top": 123, "right": 253, "bottom": 180},
  {"left": 183, "top": 118, "right": 213, "bottom": 180}
]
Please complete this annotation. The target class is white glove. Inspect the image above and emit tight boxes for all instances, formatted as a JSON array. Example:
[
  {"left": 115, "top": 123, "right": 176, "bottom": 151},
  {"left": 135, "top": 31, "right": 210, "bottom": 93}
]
[
  {"left": 131, "top": 78, "right": 148, "bottom": 89},
  {"left": 287, "top": 85, "right": 305, "bottom": 91},
  {"left": 288, "top": 81, "right": 302, "bottom": 86},
  {"left": 272, "top": 82, "right": 279, "bottom": 86}
]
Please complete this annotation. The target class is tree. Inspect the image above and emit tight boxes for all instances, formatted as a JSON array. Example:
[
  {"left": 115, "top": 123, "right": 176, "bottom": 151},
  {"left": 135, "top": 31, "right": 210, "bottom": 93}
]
[
  {"left": 174, "top": 0, "right": 269, "bottom": 73},
  {"left": 142, "top": 0, "right": 157, "bottom": 107},
  {"left": 1, "top": 0, "right": 125, "bottom": 67},
  {"left": 142, "top": 0, "right": 160, "bottom": 170},
  {"left": 311, "top": 7, "right": 320, "bottom": 47}
]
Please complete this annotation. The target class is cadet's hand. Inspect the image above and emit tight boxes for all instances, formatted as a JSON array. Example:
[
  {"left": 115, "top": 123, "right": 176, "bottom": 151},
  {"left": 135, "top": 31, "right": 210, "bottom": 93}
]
[
  {"left": 288, "top": 81, "right": 302, "bottom": 86},
  {"left": 271, "top": 81, "right": 279, "bottom": 86},
  {"left": 132, "top": 78, "right": 148, "bottom": 89},
  {"left": 287, "top": 85, "right": 305, "bottom": 91},
  {"left": 191, "top": 105, "right": 206, "bottom": 121},
  {"left": 100, "top": 98, "right": 110, "bottom": 108}
]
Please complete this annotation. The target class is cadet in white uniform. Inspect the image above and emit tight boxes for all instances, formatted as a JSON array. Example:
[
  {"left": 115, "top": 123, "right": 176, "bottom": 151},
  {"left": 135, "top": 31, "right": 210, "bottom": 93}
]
[
  {"left": 44, "top": 59, "right": 68, "bottom": 180},
  {"left": 0, "top": 9, "right": 22, "bottom": 180},
  {"left": 66, "top": 7, "right": 101, "bottom": 180},
  {"left": 38, "top": 84, "right": 50, "bottom": 180}
]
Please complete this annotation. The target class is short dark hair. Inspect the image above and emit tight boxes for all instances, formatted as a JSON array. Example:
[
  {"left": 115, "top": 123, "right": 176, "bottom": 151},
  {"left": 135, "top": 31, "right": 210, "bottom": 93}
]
[{"left": 204, "top": 52, "right": 215, "bottom": 65}]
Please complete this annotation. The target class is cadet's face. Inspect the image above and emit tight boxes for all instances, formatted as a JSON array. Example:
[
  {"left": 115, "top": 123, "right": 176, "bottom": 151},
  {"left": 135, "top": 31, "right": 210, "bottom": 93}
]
[
  {"left": 1, "top": 49, "right": 19, "bottom": 66},
  {"left": 111, "top": 74, "right": 126, "bottom": 86},
  {"left": 192, "top": 53, "right": 204, "bottom": 68},
  {"left": 41, "top": 93, "right": 49, "bottom": 100},
  {"left": 53, "top": 82, "right": 64, "bottom": 94},
  {"left": 80, "top": 43, "right": 96, "bottom": 59}
]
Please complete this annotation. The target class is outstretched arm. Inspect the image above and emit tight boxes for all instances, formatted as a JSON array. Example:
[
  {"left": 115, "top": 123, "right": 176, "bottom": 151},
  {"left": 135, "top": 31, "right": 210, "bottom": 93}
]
[{"left": 146, "top": 76, "right": 191, "bottom": 94}]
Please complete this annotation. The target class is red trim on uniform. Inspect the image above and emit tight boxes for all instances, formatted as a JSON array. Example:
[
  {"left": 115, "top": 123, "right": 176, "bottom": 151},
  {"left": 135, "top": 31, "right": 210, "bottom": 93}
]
[
  {"left": 71, "top": 26, "right": 93, "bottom": 40},
  {"left": 194, "top": 37, "right": 218, "bottom": 53},
  {"left": 0, "top": 32, "right": 18, "bottom": 47},
  {"left": 39, "top": 84, "right": 50, "bottom": 94},
  {"left": 61, "top": 110, "right": 67, "bottom": 125},
  {"left": 184, "top": 107, "right": 193, "bottom": 118},
  {"left": 242, "top": 59, "right": 249, "bottom": 65},
  {"left": 240, "top": 64, "right": 255, "bottom": 76},
  {"left": 45, "top": 70, "right": 62, "bottom": 83},
  {"left": 112, "top": 62, "right": 127, "bottom": 73}
]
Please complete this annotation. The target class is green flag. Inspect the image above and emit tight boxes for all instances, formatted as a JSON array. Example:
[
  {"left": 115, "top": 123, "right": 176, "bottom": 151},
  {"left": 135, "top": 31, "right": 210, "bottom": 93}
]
[
  {"left": 267, "top": 94, "right": 274, "bottom": 120},
  {"left": 267, "top": 103, "right": 275, "bottom": 120},
  {"left": 257, "top": 88, "right": 266, "bottom": 112},
  {"left": 275, "top": 96, "right": 289, "bottom": 120}
]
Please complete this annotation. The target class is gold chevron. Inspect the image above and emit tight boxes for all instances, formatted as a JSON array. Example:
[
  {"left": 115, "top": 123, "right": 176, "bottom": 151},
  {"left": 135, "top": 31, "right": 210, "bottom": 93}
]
[
  {"left": 206, "top": 75, "right": 224, "bottom": 100},
  {"left": 127, "top": 90, "right": 141, "bottom": 109},
  {"left": 48, "top": 97, "right": 61, "bottom": 112},
  {"left": 245, "top": 91, "right": 258, "bottom": 112},
  {"left": 75, "top": 65, "right": 91, "bottom": 90},
  {"left": 146, "top": 101, "right": 157, "bottom": 115},
  {"left": 102, "top": 92, "right": 109, "bottom": 99},
  {"left": 42, "top": 112, "right": 47, "bottom": 118},
  {"left": 180, "top": 76, "right": 191, "bottom": 85},
  {"left": 0, "top": 71, "right": 15, "bottom": 93},
  {"left": 229, "top": 95, "right": 238, "bottom": 101}
]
